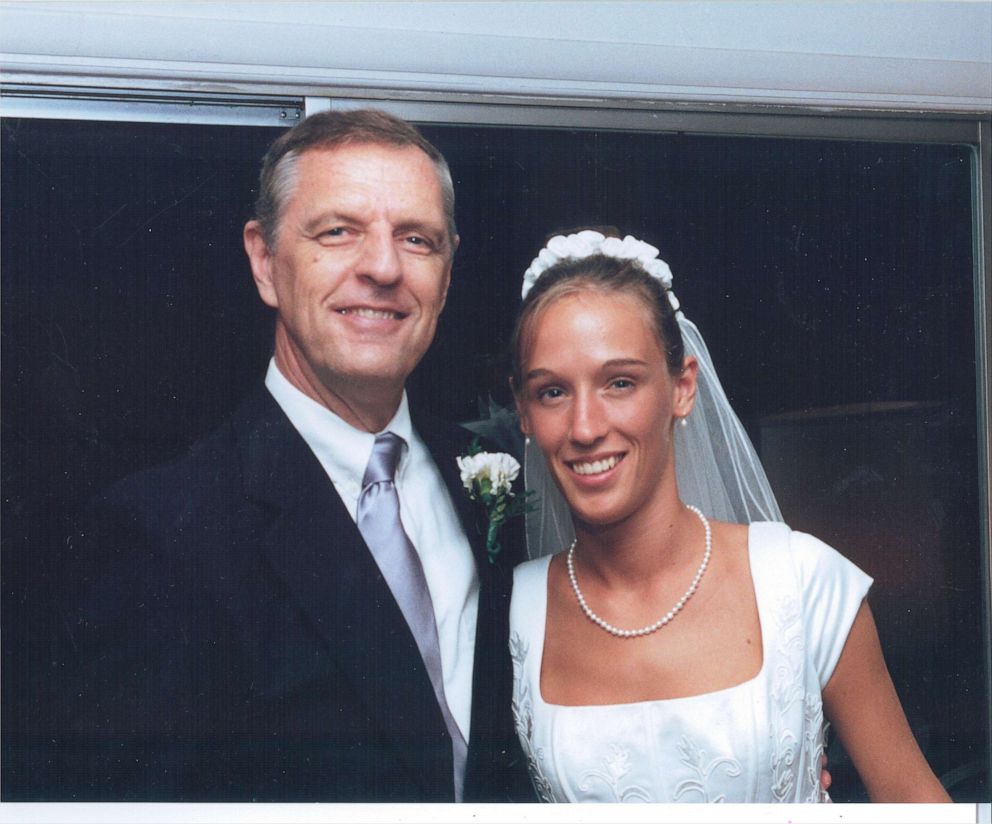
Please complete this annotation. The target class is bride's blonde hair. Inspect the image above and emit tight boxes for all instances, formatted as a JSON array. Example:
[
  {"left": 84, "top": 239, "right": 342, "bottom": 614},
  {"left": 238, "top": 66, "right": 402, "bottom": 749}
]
[{"left": 510, "top": 228, "right": 685, "bottom": 392}]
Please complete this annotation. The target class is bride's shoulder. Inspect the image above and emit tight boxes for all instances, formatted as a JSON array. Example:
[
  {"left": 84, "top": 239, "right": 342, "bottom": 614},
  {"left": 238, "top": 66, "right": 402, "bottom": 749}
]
[
  {"left": 513, "top": 554, "right": 562, "bottom": 603},
  {"left": 513, "top": 553, "right": 554, "bottom": 586},
  {"left": 741, "top": 522, "right": 862, "bottom": 588},
  {"left": 510, "top": 555, "right": 554, "bottom": 631},
  {"left": 710, "top": 519, "right": 750, "bottom": 552}
]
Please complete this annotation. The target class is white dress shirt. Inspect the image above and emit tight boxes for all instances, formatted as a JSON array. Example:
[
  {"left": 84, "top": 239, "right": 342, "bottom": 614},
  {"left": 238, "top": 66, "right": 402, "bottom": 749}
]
[{"left": 265, "top": 360, "right": 479, "bottom": 742}]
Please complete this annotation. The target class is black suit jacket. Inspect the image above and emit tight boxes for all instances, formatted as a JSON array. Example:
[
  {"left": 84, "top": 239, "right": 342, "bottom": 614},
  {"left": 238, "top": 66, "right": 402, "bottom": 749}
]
[{"left": 57, "top": 385, "right": 534, "bottom": 802}]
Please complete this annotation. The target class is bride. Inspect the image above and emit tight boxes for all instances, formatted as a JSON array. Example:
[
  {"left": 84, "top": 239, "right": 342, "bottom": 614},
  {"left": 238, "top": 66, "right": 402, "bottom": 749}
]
[{"left": 507, "top": 229, "right": 950, "bottom": 803}]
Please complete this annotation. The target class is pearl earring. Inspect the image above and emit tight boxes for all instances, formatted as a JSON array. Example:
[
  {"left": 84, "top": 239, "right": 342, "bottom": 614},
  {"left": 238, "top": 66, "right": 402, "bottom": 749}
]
[{"left": 679, "top": 416, "right": 689, "bottom": 428}]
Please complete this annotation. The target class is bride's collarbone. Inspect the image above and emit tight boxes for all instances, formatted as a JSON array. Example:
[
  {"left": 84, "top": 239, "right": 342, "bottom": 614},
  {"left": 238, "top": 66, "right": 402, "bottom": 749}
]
[
  {"left": 542, "top": 622, "right": 762, "bottom": 705},
  {"left": 541, "top": 543, "right": 762, "bottom": 705}
]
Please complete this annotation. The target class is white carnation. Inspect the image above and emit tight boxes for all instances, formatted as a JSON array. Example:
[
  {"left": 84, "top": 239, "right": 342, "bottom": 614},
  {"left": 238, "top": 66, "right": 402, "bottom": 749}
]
[{"left": 457, "top": 452, "right": 521, "bottom": 496}]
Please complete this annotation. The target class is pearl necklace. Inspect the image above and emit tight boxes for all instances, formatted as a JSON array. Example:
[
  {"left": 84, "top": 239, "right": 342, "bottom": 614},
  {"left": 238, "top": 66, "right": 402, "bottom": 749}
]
[{"left": 566, "top": 504, "right": 712, "bottom": 639}]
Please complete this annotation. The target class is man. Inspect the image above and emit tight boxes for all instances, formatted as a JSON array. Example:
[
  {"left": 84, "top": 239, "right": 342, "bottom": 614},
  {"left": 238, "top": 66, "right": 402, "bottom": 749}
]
[{"left": 60, "top": 109, "right": 533, "bottom": 802}]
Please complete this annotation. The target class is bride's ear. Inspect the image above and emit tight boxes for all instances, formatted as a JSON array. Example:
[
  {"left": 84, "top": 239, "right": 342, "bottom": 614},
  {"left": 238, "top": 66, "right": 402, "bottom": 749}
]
[{"left": 673, "top": 355, "right": 699, "bottom": 420}]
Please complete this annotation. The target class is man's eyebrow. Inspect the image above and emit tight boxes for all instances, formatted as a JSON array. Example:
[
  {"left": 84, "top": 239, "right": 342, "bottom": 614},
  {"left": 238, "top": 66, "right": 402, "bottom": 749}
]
[
  {"left": 299, "top": 213, "right": 447, "bottom": 245},
  {"left": 301, "top": 210, "right": 352, "bottom": 234},
  {"left": 393, "top": 220, "right": 448, "bottom": 245}
]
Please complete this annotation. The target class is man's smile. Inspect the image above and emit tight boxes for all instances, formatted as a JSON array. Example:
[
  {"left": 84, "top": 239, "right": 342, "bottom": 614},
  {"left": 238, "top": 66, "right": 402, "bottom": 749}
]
[{"left": 336, "top": 306, "right": 408, "bottom": 320}]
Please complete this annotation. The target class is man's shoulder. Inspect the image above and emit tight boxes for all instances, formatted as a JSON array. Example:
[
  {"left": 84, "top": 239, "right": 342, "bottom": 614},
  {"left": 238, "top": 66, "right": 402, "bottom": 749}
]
[
  {"left": 82, "top": 430, "right": 240, "bottom": 566},
  {"left": 98, "top": 421, "right": 237, "bottom": 512},
  {"left": 91, "top": 384, "right": 285, "bottom": 527}
]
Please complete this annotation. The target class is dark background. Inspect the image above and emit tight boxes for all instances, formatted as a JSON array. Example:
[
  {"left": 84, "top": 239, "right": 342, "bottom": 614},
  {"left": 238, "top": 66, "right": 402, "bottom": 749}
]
[{"left": 2, "top": 116, "right": 986, "bottom": 800}]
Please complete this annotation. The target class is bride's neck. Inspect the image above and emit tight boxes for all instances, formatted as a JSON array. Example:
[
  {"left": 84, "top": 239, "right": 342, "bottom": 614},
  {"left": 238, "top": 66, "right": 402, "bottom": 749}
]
[{"left": 575, "top": 496, "right": 699, "bottom": 585}]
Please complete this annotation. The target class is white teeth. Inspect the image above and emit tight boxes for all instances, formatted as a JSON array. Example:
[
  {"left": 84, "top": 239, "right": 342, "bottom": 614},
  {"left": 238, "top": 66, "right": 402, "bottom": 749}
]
[
  {"left": 339, "top": 308, "right": 399, "bottom": 320},
  {"left": 571, "top": 456, "right": 621, "bottom": 476}
]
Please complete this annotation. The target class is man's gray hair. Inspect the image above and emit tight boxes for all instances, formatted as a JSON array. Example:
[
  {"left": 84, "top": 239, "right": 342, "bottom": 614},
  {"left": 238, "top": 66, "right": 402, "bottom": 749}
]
[{"left": 254, "top": 108, "right": 457, "bottom": 253}]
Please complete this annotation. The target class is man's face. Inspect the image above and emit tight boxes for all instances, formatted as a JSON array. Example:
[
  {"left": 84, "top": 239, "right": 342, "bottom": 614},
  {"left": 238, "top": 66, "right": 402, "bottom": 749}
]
[{"left": 245, "top": 142, "right": 454, "bottom": 408}]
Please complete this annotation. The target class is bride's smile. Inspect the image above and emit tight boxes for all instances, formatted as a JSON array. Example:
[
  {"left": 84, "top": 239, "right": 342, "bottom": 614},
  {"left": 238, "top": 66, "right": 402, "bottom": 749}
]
[{"left": 566, "top": 452, "right": 624, "bottom": 477}]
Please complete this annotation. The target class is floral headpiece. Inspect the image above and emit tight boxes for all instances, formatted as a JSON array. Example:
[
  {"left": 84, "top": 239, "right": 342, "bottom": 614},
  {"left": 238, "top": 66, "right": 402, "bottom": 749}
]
[{"left": 521, "top": 229, "right": 680, "bottom": 311}]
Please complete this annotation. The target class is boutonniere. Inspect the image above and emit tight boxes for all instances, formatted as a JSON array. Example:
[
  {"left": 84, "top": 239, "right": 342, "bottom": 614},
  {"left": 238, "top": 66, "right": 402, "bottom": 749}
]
[{"left": 457, "top": 438, "right": 534, "bottom": 564}]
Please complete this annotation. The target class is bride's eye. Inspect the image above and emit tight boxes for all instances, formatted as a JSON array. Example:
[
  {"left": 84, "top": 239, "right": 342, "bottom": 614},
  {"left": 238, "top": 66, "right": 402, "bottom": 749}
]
[{"left": 536, "top": 386, "right": 565, "bottom": 403}]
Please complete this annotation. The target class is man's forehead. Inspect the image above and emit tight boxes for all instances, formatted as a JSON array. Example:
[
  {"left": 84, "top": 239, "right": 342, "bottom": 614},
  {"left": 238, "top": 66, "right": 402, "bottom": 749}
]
[
  {"left": 293, "top": 144, "right": 444, "bottom": 224},
  {"left": 297, "top": 142, "right": 436, "bottom": 180}
]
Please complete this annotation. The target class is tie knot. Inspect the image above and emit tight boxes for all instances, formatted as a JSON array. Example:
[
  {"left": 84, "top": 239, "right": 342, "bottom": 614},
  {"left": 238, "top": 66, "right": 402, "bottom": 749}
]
[{"left": 363, "top": 431, "right": 405, "bottom": 486}]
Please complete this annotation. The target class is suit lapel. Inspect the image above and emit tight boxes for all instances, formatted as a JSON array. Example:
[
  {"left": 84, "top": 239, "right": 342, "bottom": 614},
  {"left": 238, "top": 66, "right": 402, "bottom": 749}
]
[
  {"left": 233, "top": 387, "right": 453, "bottom": 798},
  {"left": 413, "top": 412, "right": 531, "bottom": 799},
  {"left": 414, "top": 415, "right": 489, "bottom": 567}
]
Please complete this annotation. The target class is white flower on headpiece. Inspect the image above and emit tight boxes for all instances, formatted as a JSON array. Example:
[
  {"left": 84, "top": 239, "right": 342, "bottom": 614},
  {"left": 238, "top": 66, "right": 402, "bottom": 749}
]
[
  {"left": 547, "top": 230, "right": 600, "bottom": 260},
  {"left": 521, "top": 230, "right": 679, "bottom": 310}
]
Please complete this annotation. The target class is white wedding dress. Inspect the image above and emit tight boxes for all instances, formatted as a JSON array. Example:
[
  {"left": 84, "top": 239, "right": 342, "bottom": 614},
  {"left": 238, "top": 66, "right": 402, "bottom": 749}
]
[{"left": 509, "top": 522, "right": 872, "bottom": 803}]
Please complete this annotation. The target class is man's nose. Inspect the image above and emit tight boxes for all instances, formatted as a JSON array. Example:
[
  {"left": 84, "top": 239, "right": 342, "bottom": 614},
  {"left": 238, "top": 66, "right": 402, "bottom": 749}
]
[{"left": 357, "top": 230, "right": 402, "bottom": 286}]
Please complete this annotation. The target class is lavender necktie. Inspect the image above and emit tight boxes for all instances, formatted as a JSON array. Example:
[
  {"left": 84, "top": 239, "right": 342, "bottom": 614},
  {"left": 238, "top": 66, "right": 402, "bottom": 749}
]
[{"left": 356, "top": 431, "right": 467, "bottom": 801}]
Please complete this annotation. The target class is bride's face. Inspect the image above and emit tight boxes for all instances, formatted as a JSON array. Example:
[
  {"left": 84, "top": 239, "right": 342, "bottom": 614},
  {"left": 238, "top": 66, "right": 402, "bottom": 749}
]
[{"left": 517, "top": 288, "right": 697, "bottom": 529}]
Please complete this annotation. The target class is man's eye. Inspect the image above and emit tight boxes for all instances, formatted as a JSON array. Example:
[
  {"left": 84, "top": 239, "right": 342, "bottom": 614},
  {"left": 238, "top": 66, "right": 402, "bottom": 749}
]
[
  {"left": 403, "top": 234, "right": 435, "bottom": 251},
  {"left": 610, "top": 378, "right": 635, "bottom": 390},
  {"left": 537, "top": 387, "right": 564, "bottom": 402}
]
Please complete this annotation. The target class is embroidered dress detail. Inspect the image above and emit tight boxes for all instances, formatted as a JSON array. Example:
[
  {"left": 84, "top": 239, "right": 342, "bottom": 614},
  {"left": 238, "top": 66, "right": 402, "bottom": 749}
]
[
  {"left": 672, "top": 736, "right": 743, "bottom": 802},
  {"left": 578, "top": 744, "right": 652, "bottom": 802},
  {"left": 509, "top": 633, "right": 557, "bottom": 802},
  {"left": 769, "top": 593, "right": 804, "bottom": 802}
]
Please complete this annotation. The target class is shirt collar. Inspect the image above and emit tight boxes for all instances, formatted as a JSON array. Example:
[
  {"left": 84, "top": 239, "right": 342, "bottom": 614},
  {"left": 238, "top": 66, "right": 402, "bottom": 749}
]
[{"left": 264, "top": 358, "right": 414, "bottom": 488}]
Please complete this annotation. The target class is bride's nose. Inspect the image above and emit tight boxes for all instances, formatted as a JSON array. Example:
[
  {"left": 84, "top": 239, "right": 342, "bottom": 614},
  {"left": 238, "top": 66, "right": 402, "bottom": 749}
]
[{"left": 568, "top": 390, "right": 608, "bottom": 445}]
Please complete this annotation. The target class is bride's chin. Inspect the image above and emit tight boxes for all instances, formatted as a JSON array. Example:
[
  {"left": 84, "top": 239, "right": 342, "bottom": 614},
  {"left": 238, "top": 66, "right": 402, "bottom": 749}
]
[{"left": 567, "top": 502, "right": 625, "bottom": 530}]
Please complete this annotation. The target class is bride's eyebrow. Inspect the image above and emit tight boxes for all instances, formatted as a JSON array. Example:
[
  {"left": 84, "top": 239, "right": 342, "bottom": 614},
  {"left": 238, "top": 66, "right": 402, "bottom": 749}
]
[
  {"left": 602, "top": 358, "right": 649, "bottom": 369},
  {"left": 524, "top": 368, "right": 556, "bottom": 382}
]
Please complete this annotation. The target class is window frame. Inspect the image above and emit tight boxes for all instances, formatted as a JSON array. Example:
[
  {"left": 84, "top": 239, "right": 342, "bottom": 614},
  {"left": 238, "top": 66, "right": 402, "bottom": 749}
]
[{"left": 2, "top": 79, "right": 990, "bottom": 798}]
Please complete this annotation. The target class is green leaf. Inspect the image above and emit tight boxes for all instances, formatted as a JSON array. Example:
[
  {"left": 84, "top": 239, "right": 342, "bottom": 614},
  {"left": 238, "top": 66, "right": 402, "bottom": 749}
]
[{"left": 485, "top": 520, "right": 502, "bottom": 564}]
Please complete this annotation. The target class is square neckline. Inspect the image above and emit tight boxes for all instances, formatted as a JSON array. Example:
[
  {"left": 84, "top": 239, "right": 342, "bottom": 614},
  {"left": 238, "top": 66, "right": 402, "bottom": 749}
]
[{"left": 532, "top": 522, "right": 770, "bottom": 709}]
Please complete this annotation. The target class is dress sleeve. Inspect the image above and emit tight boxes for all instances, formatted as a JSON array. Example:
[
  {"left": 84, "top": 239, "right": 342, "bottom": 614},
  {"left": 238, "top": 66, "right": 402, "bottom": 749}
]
[
  {"left": 510, "top": 556, "right": 552, "bottom": 652},
  {"left": 789, "top": 531, "right": 874, "bottom": 689}
]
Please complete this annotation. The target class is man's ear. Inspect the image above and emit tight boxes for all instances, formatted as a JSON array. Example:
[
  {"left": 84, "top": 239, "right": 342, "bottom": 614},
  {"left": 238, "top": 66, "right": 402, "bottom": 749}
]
[
  {"left": 439, "top": 265, "right": 452, "bottom": 313},
  {"left": 438, "top": 233, "right": 459, "bottom": 312},
  {"left": 673, "top": 355, "right": 699, "bottom": 420},
  {"left": 244, "top": 220, "right": 278, "bottom": 308}
]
